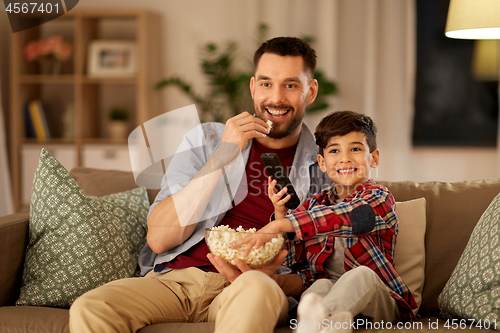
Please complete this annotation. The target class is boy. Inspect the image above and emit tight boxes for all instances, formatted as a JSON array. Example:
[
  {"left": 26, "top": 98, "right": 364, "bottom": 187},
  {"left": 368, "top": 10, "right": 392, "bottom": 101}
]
[{"left": 238, "top": 111, "right": 416, "bottom": 331}]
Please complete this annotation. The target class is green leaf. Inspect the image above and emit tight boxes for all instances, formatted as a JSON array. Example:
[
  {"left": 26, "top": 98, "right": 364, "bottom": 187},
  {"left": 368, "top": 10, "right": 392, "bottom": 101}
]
[{"left": 156, "top": 24, "right": 338, "bottom": 122}]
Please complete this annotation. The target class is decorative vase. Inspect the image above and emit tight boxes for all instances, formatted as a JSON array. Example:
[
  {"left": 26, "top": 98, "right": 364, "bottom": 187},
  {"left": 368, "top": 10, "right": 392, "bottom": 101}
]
[
  {"left": 39, "top": 58, "right": 62, "bottom": 75},
  {"left": 108, "top": 121, "right": 129, "bottom": 141}
]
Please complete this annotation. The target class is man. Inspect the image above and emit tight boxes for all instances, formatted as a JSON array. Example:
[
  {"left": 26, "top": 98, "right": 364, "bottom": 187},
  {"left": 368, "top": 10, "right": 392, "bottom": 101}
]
[{"left": 69, "top": 37, "right": 332, "bottom": 333}]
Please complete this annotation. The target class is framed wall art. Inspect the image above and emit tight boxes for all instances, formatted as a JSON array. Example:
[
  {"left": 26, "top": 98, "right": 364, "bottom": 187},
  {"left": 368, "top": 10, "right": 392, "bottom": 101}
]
[
  {"left": 413, "top": 0, "right": 499, "bottom": 147},
  {"left": 87, "top": 41, "right": 137, "bottom": 77}
]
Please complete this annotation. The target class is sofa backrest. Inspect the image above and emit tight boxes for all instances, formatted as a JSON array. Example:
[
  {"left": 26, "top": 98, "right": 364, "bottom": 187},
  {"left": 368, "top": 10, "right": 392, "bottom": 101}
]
[
  {"left": 378, "top": 178, "right": 500, "bottom": 317},
  {"left": 69, "top": 168, "right": 500, "bottom": 318},
  {"left": 70, "top": 167, "right": 160, "bottom": 206}
]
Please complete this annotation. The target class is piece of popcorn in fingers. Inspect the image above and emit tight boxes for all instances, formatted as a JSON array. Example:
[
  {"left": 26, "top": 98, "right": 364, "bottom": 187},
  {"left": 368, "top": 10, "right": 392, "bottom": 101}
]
[{"left": 266, "top": 120, "right": 273, "bottom": 131}]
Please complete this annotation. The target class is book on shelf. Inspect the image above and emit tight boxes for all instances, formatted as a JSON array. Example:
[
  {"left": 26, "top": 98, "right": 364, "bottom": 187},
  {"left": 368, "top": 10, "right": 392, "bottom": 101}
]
[
  {"left": 27, "top": 99, "right": 51, "bottom": 142},
  {"left": 24, "top": 103, "right": 35, "bottom": 139}
]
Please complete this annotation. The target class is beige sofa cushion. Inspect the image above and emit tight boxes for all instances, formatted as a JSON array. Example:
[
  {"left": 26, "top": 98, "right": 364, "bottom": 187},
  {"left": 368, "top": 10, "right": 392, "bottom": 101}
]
[
  {"left": 378, "top": 178, "right": 500, "bottom": 317},
  {"left": 0, "top": 212, "right": 29, "bottom": 307},
  {"left": 394, "top": 198, "right": 427, "bottom": 313},
  {"left": 0, "top": 306, "right": 69, "bottom": 333},
  {"left": 70, "top": 167, "right": 160, "bottom": 205}
]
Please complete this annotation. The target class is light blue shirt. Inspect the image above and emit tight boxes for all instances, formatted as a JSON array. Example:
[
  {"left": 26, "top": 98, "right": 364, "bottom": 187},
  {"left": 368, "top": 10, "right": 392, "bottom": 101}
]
[{"left": 138, "top": 121, "right": 332, "bottom": 276}]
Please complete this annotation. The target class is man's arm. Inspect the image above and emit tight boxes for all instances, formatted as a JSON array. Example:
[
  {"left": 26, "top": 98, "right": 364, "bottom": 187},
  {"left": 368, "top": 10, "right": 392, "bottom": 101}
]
[
  {"left": 147, "top": 112, "right": 270, "bottom": 254},
  {"left": 147, "top": 158, "right": 225, "bottom": 254}
]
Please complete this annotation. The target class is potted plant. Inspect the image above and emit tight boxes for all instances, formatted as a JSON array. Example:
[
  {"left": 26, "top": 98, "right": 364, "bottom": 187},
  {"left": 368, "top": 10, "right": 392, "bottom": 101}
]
[
  {"left": 108, "top": 107, "right": 129, "bottom": 141},
  {"left": 156, "top": 23, "right": 337, "bottom": 123}
]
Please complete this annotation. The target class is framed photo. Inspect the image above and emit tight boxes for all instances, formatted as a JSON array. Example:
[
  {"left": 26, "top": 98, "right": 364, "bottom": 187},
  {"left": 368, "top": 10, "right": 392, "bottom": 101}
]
[
  {"left": 87, "top": 41, "right": 137, "bottom": 77},
  {"left": 413, "top": 0, "right": 498, "bottom": 147}
]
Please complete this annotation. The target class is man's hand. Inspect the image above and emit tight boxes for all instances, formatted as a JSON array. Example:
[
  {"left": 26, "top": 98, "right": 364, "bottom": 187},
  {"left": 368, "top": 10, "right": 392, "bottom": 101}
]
[
  {"left": 221, "top": 112, "right": 270, "bottom": 151},
  {"left": 207, "top": 250, "right": 288, "bottom": 283}
]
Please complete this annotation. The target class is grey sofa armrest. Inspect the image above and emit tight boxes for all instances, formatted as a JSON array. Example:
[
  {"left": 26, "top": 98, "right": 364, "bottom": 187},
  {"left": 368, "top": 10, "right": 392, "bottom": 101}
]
[{"left": 0, "top": 211, "right": 29, "bottom": 306}]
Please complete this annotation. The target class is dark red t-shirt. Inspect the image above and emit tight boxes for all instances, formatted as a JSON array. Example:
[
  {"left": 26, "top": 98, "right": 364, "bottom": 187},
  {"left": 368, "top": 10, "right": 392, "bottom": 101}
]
[{"left": 164, "top": 140, "right": 297, "bottom": 272}]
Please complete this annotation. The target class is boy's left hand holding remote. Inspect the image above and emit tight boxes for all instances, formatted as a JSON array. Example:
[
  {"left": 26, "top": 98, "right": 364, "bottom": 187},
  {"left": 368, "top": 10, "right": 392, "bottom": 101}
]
[{"left": 267, "top": 176, "right": 291, "bottom": 219}]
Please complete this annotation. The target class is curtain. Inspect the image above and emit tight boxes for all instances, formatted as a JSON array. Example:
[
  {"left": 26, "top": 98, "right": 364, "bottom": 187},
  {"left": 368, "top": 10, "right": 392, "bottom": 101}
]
[
  {"left": 333, "top": 0, "right": 416, "bottom": 181},
  {"left": 0, "top": 76, "right": 14, "bottom": 216},
  {"left": 79, "top": 0, "right": 499, "bottom": 182}
]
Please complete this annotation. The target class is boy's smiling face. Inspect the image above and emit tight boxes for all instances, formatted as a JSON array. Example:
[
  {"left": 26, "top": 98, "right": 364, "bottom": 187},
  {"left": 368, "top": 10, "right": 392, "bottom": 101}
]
[{"left": 318, "top": 131, "right": 380, "bottom": 199}]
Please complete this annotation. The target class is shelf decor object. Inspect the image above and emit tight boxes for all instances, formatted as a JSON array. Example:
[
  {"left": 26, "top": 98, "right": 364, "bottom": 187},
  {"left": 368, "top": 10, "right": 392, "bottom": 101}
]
[
  {"left": 87, "top": 40, "right": 137, "bottom": 77},
  {"left": 108, "top": 107, "right": 129, "bottom": 141},
  {"left": 23, "top": 36, "right": 71, "bottom": 75},
  {"left": 9, "top": 9, "right": 163, "bottom": 211}
]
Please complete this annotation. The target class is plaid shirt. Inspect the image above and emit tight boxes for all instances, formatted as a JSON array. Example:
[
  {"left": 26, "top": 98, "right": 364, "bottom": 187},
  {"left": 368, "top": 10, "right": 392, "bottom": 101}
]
[{"left": 284, "top": 179, "right": 417, "bottom": 321}]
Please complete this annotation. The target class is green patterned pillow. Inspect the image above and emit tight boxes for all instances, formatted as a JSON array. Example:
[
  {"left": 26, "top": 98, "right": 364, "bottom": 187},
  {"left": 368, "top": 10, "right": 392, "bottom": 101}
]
[
  {"left": 16, "top": 149, "right": 149, "bottom": 308},
  {"left": 438, "top": 192, "right": 500, "bottom": 323}
]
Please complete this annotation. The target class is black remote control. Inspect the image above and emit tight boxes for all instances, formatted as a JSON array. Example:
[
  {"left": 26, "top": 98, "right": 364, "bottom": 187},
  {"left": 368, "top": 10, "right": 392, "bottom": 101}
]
[{"left": 260, "top": 153, "right": 301, "bottom": 210}]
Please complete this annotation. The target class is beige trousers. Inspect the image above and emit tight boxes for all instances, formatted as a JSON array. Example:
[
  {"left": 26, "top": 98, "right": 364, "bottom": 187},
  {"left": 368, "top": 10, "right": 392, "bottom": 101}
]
[
  {"left": 69, "top": 267, "right": 288, "bottom": 333},
  {"left": 302, "top": 266, "right": 400, "bottom": 322}
]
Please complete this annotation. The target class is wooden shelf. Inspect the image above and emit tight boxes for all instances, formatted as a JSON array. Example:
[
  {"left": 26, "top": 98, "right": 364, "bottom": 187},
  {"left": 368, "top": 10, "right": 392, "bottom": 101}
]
[
  {"left": 10, "top": 9, "right": 164, "bottom": 211},
  {"left": 22, "top": 138, "right": 76, "bottom": 144},
  {"left": 81, "top": 138, "right": 128, "bottom": 145},
  {"left": 18, "top": 75, "right": 138, "bottom": 85},
  {"left": 80, "top": 76, "right": 137, "bottom": 85},
  {"left": 19, "top": 75, "right": 76, "bottom": 84}
]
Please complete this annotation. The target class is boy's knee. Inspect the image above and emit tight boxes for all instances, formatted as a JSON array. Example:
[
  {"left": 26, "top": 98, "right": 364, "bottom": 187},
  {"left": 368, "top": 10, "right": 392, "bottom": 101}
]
[
  {"left": 345, "top": 266, "right": 379, "bottom": 286},
  {"left": 352, "top": 265, "right": 375, "bottom": 277}
]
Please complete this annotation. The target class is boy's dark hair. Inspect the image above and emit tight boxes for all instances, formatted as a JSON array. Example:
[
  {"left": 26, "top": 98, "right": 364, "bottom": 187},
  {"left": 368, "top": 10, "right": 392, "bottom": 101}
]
[
  {"left": 315, "top": 111, "right": 377, "bottom": 155},
  {"left": 254, "top": 37, "right": 316, "bottom": 78}
]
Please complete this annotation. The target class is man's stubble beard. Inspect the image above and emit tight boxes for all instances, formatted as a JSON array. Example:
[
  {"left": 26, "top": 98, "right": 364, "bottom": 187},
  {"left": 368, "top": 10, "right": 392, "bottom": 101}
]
[{"left": 254, "top": 103, "right": 306, "bottom": 140}]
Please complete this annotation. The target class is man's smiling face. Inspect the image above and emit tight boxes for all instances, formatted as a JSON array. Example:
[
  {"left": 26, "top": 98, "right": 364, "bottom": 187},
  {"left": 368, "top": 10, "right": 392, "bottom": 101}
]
[{"left": 250, "top": 53, "right": 317, "bottom": 139}]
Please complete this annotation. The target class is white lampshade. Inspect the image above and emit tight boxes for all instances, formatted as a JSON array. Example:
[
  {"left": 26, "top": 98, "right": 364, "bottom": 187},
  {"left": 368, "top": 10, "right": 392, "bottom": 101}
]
[{"left": 446, "top": 0, "right": 500, "bottom": 39}]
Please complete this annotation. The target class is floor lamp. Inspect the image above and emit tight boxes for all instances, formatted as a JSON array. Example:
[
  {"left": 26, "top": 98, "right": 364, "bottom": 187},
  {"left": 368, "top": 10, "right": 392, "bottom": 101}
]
[
  {"left": 445, "top": 0, "right": 500, "bottom": 39},
  {"left": 446, "top": 0, "right": 500, "bottom": 176}
]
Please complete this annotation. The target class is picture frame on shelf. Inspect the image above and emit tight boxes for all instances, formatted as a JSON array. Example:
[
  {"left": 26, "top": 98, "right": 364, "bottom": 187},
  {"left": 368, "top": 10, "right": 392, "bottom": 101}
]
[{"left": 87, "top": 41, "right": 137, "bottom": 77}]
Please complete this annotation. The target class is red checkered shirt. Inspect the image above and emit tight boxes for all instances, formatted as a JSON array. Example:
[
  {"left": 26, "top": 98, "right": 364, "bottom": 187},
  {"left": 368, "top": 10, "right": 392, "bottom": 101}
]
[{"left": 284, "top": 179, "right": 417, "bottom": 321}]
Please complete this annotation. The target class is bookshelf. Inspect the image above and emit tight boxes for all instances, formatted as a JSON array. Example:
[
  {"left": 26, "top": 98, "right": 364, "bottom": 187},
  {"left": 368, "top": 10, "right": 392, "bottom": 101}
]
[{"left": 10, "top": 9, "right": 164, "bottom": 211}]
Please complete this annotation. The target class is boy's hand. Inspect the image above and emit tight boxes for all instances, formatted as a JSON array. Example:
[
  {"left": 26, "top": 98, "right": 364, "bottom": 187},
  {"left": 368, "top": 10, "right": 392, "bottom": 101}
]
[
  {"left": 231, "top": 219, "right": 293, "bottom": 257},
  {"left": 268, "top": 177, "right": 290, "bottom": 220}
]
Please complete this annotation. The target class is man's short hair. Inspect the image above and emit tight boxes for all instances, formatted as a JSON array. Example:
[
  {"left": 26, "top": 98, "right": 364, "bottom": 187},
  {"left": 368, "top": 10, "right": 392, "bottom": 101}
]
[
  {"left": 253, "top": 37, "right": 317, "bottom": 78},
  {"left": 315, "top": 111, "right": 378, "bottom": 155}
]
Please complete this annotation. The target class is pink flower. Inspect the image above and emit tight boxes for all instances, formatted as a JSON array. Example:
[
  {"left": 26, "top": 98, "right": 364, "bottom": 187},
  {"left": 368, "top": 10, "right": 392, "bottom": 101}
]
[
  {"left": 24, "top": 41, "right": 39, "bottom": 61},
  {"left": 55, "top": 44, "right": 71, "bottom": 60},
  {"left": 37, "top": 40, "right": 50, "bottom": 56},
  {"left": 47, "top": 36, "right": 62, "bottom": 50},
  {"left": 23, "top": 36, "right": 72, "bottom": 62}
]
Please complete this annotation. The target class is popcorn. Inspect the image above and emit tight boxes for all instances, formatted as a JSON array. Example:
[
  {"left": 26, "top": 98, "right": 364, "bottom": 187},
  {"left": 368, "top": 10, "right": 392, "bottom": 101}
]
[
  {"left": 266, "top": 120, "right": 273, "bottom": 131},
  {"left": 206, "top": 225, "right": 284, "bottom": 268}
]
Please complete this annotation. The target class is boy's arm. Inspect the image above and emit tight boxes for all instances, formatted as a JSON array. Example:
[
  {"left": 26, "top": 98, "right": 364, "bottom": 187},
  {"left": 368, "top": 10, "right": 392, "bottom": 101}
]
[{"left": 284, "top": 185, "right": 397, "bottom": 241}]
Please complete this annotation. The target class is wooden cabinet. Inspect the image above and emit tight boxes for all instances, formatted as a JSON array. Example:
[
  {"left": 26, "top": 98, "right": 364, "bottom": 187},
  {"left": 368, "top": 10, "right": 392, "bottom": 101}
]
[{"left": 10, "top": 9, "right": 163, "bottom": 211}]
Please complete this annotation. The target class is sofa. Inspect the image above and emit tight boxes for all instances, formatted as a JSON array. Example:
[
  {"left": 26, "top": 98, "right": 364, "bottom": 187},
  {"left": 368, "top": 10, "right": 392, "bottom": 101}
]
[{"left": 1, "top": 166, "right": 500, "bottom": 333}]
